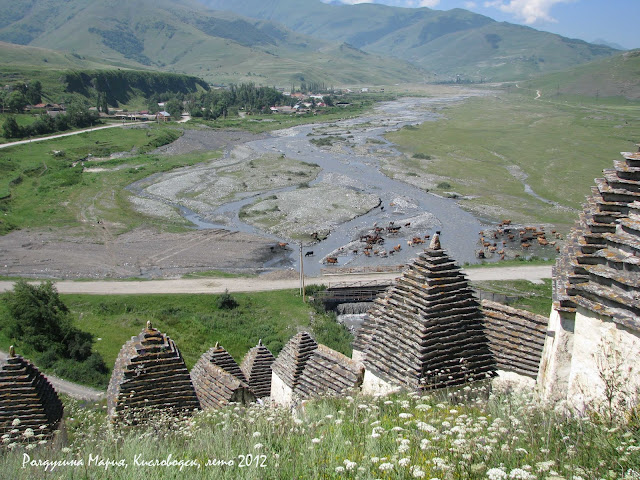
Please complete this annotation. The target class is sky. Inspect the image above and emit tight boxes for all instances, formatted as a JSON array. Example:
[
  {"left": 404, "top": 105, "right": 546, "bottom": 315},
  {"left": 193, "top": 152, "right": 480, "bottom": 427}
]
[{"left": 325, "top": 0, "right": 639, "bottom": 50}]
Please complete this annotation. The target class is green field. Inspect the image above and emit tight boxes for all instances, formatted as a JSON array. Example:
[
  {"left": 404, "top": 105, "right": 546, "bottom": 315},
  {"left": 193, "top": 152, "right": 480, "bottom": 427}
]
[
  {"left": 0, "top": 125, "right": 205, "bottom": 234},
  {"left": 384, "top": 89, "right": 639, "bottom": 227}
]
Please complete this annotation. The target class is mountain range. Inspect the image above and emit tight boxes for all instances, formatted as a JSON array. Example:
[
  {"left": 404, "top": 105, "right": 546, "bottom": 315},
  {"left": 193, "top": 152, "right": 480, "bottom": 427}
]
[
  {"left": 197, "top": 0, "right": 618, "bottom": 81},
  {"left": 0, "top": 0, "right": 623, "bottom": 85}
]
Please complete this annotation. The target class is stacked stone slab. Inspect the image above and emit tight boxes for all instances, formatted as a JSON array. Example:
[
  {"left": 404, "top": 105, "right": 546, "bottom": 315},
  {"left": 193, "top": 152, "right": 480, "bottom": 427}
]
[
  {"left": 241, "top": 340, "right": 275, "bottom": 399},
  {"left": 294, "top": 344, "right": 365, "bottom": 399},
  {"left": 539, "top": 151, "right": 640, "bottom": 406},
  {"left": 481, "top": 300, "right": 547, "bottom": 379},
  {"left": 354, "top": 243, "right": 496, "bottom": 392},
  {"left": 107, "top": 322, "right": 200, "bottom": 423},
  {"left": 191, "top": 343, "right": 255, "bottom": 409},
  {"left": 553, "top": 151, "right": 640, "bottom": 325},
  {"left": 0, "top": 347, "right": 63, "bottom": 445},
  {"left": 270, "top": 332, "right": 318, "bottom": 405}
]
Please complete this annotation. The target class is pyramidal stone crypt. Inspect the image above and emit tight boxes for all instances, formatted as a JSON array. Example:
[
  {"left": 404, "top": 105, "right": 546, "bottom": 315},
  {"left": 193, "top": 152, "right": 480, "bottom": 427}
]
[{"left": 1, "top": 151, "right": 639, "bottom": 440}]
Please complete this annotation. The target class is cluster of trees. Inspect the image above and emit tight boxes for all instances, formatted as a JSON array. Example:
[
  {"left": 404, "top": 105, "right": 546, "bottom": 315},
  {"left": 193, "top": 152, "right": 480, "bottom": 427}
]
[
  {"left": 64, "top": 70, "right": 208, "bottom": 107},
  {"left": 2, "top": 102, "right": 99, "bottom": 139},
  {"left": 0, "top": 81, "right": 42, "bottom": 113},
  {"left": 187, "top": 83, "right": 285, "bottom": 120},
  {"left": 3, "top": 281, "right": 108, "bottom": 387}
]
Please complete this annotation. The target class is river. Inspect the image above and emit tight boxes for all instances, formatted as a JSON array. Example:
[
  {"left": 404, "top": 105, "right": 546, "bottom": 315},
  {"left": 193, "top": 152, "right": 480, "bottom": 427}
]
[{"left": 131, "top": 93, "right": 492, "bottom": 276}]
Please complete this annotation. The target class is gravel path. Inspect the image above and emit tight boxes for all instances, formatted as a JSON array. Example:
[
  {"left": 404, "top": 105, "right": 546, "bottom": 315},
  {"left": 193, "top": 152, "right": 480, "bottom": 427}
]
[{"left": 0, "top": 265, "right": 552, "bottom": 294}]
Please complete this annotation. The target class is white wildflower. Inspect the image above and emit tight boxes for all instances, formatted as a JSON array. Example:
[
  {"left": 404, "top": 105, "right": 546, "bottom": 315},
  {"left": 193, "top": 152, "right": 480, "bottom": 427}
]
[
  {"left": 487, "top": 467, "right": 508, "bottom": 480},
  {"left": 379, "top": 462, "right": 394, "bottom": 471},
  {"left": 508, "top": 468, "right": 535, "bottom": 480},
  {"left": 344, "top": 460, "right": 357, "bottom": 471},
  {"left": 410, "top": 465, "right": 426, "bottom": 478}
]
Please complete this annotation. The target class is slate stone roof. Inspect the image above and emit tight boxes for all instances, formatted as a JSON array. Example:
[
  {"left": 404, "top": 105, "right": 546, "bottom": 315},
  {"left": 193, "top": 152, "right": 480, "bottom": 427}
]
[
  {"left": 199, "top": 342, "right": 247, "bottom": 384},
  {"left": 241, "top": 340, "right": 275, "bottom": 399},
  {"left": 354, "top": 247, "right": 496, "bottom": 390},
  {"left": 481, "top": 300, "right": 548, "bottom": 379},
  {"left": 554, "top": 152, "right": 640, "bottom": 330},
  {"left": 271, "top": 332, "right": 318, "bottom": 390},
  {"left": 107, "top": 322, "right": 200, "bottom": 422},
  {"left": 0, "top": 348, "right": 63, "bottom": 444},
  {"left": 294, "top": 344, "right": 364, "bottom": 399},
  {"left": 191, "top": 345, "right": 255, "bottom": 409}
]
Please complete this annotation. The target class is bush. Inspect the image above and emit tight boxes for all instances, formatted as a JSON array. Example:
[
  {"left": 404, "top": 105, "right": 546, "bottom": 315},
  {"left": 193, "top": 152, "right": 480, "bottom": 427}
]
[{"left": 217, "top": 289, "right": 239, "bottom": 310}]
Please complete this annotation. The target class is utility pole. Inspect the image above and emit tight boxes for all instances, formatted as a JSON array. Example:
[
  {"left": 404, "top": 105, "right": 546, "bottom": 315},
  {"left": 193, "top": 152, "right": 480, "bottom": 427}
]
[{"left": 299, "top": 242, "right": 306, "bottom": 302}]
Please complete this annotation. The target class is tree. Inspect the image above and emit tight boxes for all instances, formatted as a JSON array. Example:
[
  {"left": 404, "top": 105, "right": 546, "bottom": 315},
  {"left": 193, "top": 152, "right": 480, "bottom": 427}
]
[
  {"left": 7, "top": 91, "right": 27, "bottom": 113},
  {"left": 165, "top": 98, "right": 183, "bottom": 120},
  {"left": 4, "top": 280, "right": 71, "bottom": 354},
  {"left": 25, "top": 81, "right": 42, "bottom": 105},
  {"left": 65, "top": 100, "right": 98, "bottom": 128},
  {"left": 2, "top": 116, "right": 22, "bottom": 139},
  {"left": 4, "top": 280, "right": 94, "bottom": 361}
]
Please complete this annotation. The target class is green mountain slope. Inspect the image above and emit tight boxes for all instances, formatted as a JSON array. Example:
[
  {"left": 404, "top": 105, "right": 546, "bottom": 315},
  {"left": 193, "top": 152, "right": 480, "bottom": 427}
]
[
  {"left": 0, "top": 42, "right": 209, "bottom": 108},
  {"left": 524, "top": 49, "right": 640, "bottom": 100},
  {"left": 198, "top": 0, "right": 618, "bottom": 81},
  {"left": 0, "top": 0, "right": 425, "bottom": 86}
]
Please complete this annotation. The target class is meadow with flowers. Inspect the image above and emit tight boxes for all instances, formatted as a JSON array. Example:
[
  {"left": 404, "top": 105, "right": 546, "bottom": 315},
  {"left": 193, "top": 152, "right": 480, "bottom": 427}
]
[{"left": 1, "top": 381, "right": 638, "bottom": 479}]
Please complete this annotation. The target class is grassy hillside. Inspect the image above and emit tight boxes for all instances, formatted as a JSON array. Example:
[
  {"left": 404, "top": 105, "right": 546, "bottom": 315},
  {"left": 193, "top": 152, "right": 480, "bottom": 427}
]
[
  {"left": 0, "top": 41, "right": 132, "bottom": 70},
  {"left": 384, "top": 87, "right": 639, "bottom": 227},
  {"left": 0, "top": 0, "right": 424, "bottom": 86},
  {"left": 0, "top": 42, "right": 210, "bottom": 109},
  {"left": 199, "top": 0, "right": 618, "bottom": 81},
  {"left": 524, "top": 49, "right": 640, "bottom": 100}
]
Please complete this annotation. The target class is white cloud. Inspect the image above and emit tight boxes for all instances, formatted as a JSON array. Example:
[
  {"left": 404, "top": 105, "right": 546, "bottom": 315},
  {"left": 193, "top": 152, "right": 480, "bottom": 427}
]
[
  {"left": 483, "top": 0, "right": 575, "bottom": 24},
  {"left": 464, "top": 1, "right": 478, "bottom": 7},
  {"left": 419, "top": 0, "right": 441, "bottom": 6}
]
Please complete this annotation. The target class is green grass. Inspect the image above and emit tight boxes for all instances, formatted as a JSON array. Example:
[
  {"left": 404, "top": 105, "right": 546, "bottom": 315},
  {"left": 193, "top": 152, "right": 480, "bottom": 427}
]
[
  {"left": 472, "top": 279, "right": 552, "bottom": 316},
  {"left": 0, "top": 289, "right": 352, "bottom": 387},
  {"left": 463, "top": 257, "right": 555, "bottom": 269},
  {"left": 0, "top": 125, "right": 203, "bottom": 235},
  {"left": 384, "top": 90, "right": 640, "bottom": 226}
]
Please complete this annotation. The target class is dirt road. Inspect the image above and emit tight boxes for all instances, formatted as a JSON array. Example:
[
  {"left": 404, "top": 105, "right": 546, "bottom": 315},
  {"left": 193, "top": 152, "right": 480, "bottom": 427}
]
[
  {"left": 0, "top": 115, "right": 191, "bottom": 150},
  {"left": 0, "top": 265, "right": 551, "bottom": 295}
]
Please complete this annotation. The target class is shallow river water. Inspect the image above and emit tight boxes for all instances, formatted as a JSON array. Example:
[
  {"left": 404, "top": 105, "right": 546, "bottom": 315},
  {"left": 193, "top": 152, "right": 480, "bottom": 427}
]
[{"left": 135, "top": 93, "right": 492, "bottom": 276}]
